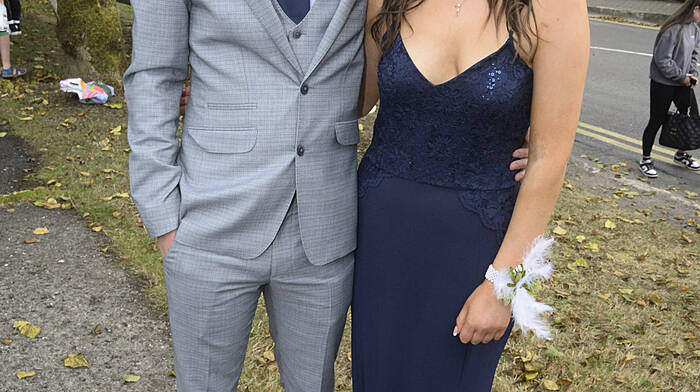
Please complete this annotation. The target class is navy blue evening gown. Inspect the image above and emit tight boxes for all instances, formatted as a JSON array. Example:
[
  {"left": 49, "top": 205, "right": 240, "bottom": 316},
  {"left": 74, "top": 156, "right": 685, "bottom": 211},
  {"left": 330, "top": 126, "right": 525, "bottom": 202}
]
[{"left": 351, "top": 33, "right": 533, "bottom": 391}]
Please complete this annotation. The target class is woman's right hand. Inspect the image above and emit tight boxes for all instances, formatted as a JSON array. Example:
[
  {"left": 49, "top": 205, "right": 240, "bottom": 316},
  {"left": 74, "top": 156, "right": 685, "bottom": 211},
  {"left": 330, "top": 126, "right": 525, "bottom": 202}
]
[{"left": 683, "top": 74, "right": 697, "bottom": 87}]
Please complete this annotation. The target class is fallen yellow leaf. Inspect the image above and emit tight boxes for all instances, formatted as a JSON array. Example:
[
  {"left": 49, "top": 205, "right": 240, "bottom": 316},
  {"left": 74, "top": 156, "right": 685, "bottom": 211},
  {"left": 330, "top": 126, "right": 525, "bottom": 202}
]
[
  {"left": 20, "top": 325, "right": 41, "bottom": 338},
  {"left": 64, "top": 354, "right": 90, "bottom": 368},
  {"left": 102, "top": 192, "right": 130, "bottom": 201},
  {"left": 0, "top": 132, "right": 7, "bottom": 138},
  {"left": 16, "top": 370, "right": 36, "bottom": 379},
  {"left": 604, "top": 220, "right": 616, "bottom": 229},
  {"left": 585, "top": 242, "right": 599, "bottom": 252},
  {"left": 524, "top": 371, "right": 538, "bottom": 381},
  {"left": 12, "top": 321, "right": 30, "bottom": 329},
  {"left": 123, "top": 374, "right": 141, "bottom": 383},
  {"left": 92, "top": 226, "right": 103, "bottom": 232},
  {"left": 45, "top": 198, "right": 61, "bottom": 210},
  {"left": 12, "top": 321, "right": 40, "bottom": 338},
  {"left": 542, "top": 379, "right": 559, "bottom": 391},
  {"left": 553, "top": 226, "right": 567, "bottom": 236},
  {"left": 33, "top": 227, "right": 50, "bottom": 235}
]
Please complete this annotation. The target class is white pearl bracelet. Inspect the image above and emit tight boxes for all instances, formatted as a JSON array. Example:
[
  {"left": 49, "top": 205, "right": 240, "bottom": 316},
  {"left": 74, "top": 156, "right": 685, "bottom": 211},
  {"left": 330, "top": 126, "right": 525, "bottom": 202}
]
[{"left": 484, "top": 264, "right": 498, "bottom": 283}]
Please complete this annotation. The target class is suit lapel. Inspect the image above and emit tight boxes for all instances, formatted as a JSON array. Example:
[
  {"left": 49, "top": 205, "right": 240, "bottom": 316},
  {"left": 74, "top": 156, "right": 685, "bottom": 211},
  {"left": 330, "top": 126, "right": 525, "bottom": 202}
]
[
  {"left": 245, "top": 0, "right": 303, "bottom": 78},
  {"left": 304, "top": 0, "right": 356, "bottom": 80}
]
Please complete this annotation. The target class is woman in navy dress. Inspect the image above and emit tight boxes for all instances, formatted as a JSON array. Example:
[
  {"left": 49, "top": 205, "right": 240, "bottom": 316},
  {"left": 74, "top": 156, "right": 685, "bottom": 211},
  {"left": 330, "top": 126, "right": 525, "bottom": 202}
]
[{"left": 351, "top": 0, "right": 589, "bottom": 390}]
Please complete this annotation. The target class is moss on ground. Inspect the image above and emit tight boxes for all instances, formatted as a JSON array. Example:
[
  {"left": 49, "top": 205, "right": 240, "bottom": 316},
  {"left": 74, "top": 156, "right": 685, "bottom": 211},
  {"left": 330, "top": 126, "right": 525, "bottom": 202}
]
[{"left": 55, "top": 0, "right": 126, "bottom": 85}]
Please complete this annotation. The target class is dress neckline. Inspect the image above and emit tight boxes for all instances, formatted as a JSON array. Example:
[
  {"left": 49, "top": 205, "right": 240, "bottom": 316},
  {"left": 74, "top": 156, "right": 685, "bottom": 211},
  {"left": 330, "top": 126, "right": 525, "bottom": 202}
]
[{"left": 397, "top": 32, "right": 513, "bottom": 88}]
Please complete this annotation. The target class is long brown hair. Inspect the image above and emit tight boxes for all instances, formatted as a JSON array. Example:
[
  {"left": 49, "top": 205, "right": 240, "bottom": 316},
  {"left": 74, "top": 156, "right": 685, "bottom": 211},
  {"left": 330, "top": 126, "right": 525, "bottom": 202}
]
[
  {"left": 371, "top": 0, "right": 538, "bottom": 60},
  {"left": 660, "top": 0, "right": 700, "bottom": 36}
]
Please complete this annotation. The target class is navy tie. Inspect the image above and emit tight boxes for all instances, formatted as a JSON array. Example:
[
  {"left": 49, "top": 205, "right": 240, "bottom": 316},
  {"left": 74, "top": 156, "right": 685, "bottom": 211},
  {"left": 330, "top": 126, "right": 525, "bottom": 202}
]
[{"left": 277, "top": 0, "right": 311, "bottom": 24}]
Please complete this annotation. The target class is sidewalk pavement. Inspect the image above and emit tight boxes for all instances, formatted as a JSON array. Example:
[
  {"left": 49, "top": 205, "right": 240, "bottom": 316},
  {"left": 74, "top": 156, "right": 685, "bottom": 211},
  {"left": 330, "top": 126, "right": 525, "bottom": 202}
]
[
  {"left": 1, "top": 137, "right": 176, "bottom": 389},
  {"left": 588, "top": 0, "right": 679, "bottom": 25},
  {"left": 0, "top": 204, "right": 177, "bottom": 391}
]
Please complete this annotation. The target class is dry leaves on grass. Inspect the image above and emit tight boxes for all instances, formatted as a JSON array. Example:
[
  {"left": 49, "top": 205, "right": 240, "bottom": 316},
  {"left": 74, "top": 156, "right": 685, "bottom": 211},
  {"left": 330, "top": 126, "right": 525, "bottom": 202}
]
[{"left": 102, "top": 192, "right": 129, "bottom": 201}]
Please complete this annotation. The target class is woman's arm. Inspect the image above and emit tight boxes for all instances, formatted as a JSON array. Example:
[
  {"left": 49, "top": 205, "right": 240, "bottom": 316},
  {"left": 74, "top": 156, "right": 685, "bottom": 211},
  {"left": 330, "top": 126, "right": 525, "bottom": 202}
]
[
  {"left": 358, "top": 0, "right": 382, "bottom": 118},
  {"left": 455, "top": 0, "right": 589, "bottom": 345},
  {"left": 492, "top": 0, "right": 589, "bottom": 270},
  {"left": 654, "top": 25, "right": 687, "bottom": 83}
]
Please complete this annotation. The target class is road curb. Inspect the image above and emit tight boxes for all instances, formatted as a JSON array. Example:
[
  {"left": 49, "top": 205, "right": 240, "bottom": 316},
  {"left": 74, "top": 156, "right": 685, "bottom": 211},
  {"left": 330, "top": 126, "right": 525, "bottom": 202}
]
[{"left": 588, "top": 5, "right": 669, "bottom": 25}]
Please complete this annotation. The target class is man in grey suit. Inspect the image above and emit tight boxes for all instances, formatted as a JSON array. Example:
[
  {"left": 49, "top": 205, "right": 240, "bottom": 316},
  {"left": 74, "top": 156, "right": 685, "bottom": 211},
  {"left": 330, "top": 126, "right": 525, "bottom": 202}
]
[
  {"left": 125, "top": 1, "right": 363, "bottom": 390},
  {"left": 124, "top": 1, "right": 529, "bottom": 391}
]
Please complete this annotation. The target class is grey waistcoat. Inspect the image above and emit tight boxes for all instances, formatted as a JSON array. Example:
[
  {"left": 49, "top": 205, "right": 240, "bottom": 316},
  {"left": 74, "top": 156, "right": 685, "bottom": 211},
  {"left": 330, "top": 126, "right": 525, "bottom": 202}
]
[{"left": 124, "top": 0, "right": 366, "bottom": 265}]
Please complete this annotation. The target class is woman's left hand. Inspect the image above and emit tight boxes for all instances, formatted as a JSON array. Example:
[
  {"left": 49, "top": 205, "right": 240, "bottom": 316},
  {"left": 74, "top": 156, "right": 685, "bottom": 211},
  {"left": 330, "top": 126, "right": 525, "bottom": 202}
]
[{"left": 453, "top": 280, "right": 511, "bottom": 345}]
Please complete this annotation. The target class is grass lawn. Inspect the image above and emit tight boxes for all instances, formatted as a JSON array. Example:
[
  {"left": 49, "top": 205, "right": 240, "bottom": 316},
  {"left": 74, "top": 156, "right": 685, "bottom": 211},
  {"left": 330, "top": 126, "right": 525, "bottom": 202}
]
[{"left": 1, "top": 2, "right": 698, "bottom": 391}]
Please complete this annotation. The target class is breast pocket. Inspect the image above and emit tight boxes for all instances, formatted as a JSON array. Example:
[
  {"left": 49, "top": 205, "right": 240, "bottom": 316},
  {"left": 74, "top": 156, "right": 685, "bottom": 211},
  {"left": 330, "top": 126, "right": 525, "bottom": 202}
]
[{"left": 187, "top": 127, "right": 257, "bottom": 154}]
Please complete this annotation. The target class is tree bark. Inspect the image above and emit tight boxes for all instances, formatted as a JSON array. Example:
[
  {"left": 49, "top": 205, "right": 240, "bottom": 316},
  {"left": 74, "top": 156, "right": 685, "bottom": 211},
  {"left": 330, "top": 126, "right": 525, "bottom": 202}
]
[{"left": 55, "top": 0, "right": 126, "bottom": 86}]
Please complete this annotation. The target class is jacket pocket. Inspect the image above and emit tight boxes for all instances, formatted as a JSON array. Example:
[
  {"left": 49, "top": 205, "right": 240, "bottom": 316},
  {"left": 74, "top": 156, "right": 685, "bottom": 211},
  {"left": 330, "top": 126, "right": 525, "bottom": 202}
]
[
  {"left": 335, "top": 120, "right": 360, "bottom": 146},
  {"left": 187, "top": 127, "right": 257, "bottom": 154}
]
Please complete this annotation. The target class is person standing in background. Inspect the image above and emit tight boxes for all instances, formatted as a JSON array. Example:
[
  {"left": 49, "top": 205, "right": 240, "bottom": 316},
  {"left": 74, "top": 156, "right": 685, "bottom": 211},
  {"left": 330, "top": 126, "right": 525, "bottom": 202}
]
[
  {"left": 1, "top": 1, "right": 24, "bottom": 78},
  {"left": 640, "top": 0, "right": 700, "bottom": 178},
  {"left": 4, "top": 0, "right": 20, "bottom": 35}
]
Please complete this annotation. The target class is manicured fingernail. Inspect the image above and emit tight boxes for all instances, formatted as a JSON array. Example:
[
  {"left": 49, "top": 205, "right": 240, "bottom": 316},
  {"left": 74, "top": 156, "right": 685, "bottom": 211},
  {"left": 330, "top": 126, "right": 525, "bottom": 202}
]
[{"left": 452, "top": 327, "right": 459, "bottom": 336}]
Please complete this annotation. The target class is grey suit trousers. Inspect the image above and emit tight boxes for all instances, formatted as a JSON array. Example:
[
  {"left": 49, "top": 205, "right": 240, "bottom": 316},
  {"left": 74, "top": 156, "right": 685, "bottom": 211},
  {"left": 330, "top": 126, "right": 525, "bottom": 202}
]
[{"left": 163, "top": 199, "right": 354, "bottom": 392}]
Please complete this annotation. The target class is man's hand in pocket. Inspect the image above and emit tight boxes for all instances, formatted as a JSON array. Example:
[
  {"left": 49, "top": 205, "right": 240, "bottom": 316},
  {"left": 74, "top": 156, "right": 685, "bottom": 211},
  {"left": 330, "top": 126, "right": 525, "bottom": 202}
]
[{"left": 158, "top": 230, "right": 177, "bottom": 258}]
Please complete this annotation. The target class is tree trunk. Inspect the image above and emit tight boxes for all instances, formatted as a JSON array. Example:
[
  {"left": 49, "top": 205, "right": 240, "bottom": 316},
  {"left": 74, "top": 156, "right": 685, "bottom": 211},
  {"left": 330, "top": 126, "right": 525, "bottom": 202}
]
[{"left": 55, "top": 0, "right": 126, "bottom": 86}]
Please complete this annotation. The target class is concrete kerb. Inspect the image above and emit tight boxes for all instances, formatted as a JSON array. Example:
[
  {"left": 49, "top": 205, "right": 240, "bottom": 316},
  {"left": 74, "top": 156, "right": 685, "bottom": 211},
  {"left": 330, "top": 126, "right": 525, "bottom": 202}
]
[{"left": 588, "top": 6, "right": 670, "bottom": 25}]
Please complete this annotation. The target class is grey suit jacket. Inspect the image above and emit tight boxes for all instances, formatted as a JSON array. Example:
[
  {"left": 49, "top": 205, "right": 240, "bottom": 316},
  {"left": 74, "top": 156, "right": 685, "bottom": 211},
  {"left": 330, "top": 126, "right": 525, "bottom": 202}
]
[{"left": 124, "top": 0, "right": 366, "bottom": 265}]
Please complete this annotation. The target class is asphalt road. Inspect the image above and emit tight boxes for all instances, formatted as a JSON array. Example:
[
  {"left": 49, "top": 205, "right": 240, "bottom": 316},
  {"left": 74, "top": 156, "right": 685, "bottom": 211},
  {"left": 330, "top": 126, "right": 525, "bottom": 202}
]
[{"left": 579, "top": 19, "right": 700, "bottom": 190}]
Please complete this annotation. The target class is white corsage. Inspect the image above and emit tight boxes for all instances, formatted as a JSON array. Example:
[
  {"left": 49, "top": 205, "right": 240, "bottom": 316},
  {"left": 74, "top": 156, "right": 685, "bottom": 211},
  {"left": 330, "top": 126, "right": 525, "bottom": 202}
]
[{"left": 487, "top": 236, "right": 555, "bottom": 340}]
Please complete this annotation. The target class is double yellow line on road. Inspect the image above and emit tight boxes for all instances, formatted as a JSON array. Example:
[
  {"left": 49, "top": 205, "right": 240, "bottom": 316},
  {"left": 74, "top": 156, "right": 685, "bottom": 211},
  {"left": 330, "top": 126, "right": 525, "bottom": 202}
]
[{"left": 576, "top": 121, "right": 700, "bottom": 175}]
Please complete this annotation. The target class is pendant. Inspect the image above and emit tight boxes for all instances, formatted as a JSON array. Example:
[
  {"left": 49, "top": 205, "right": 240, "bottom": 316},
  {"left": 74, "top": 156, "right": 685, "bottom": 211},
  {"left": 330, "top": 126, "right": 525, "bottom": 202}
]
[{"left": 454, "top": 1, "right": 463, "bottom": 16}]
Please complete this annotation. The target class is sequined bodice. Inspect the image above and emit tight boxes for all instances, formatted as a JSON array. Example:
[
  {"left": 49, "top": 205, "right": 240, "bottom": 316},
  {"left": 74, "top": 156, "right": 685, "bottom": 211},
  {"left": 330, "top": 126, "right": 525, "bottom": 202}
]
[{"left": 359, "top": 34, "right": 533, "bottom": 236}]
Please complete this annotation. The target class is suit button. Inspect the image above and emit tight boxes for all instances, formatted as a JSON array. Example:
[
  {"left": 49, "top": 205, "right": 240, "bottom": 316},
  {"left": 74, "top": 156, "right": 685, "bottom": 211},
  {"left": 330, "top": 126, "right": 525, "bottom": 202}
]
[
  {"left": 292, "top": 30, "right": 302, "bottom": 39},
  {"left": 297, "top": 145, "right": 305, "bottom": 156},
  {"left": 300, "top": 84, "right": 309, "bottom": 95}
]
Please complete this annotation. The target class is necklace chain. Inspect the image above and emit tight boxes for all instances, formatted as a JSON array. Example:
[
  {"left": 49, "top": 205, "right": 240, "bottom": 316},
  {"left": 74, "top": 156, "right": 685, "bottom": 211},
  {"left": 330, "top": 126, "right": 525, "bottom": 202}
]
[{"left": 454, "top": 0, "right": 464, "bottom": 16}]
